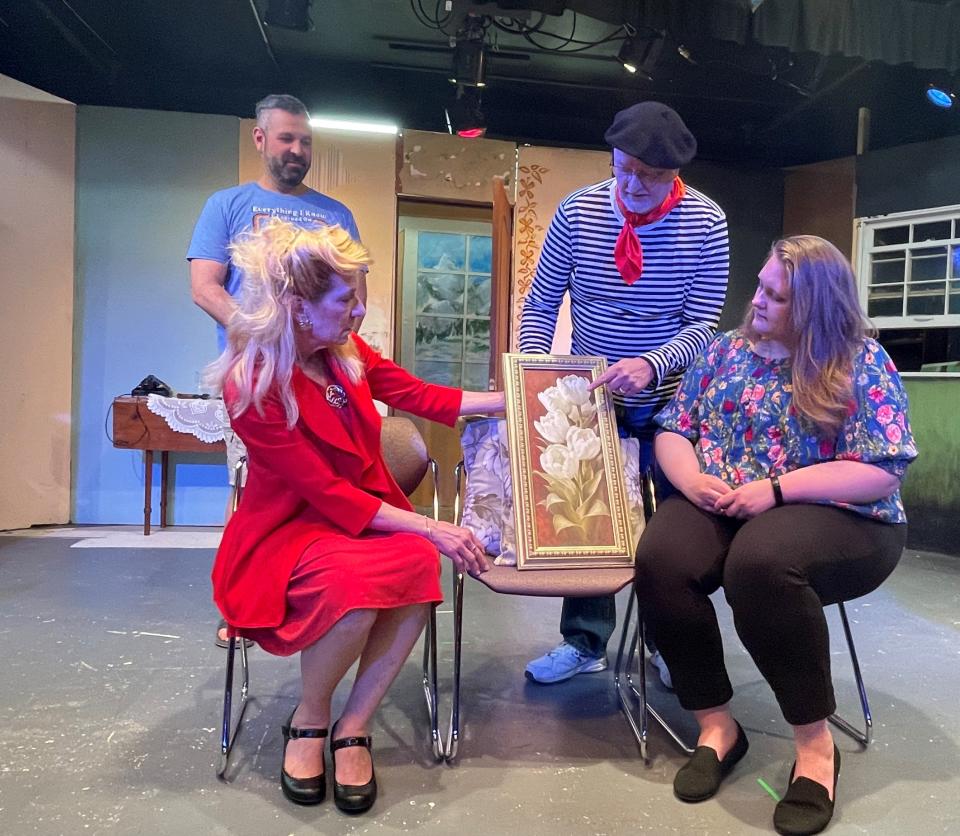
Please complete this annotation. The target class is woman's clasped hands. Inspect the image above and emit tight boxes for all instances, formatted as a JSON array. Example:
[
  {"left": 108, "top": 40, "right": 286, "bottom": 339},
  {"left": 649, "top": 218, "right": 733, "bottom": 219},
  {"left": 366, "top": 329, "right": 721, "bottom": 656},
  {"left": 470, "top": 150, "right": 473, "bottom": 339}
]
[
  {"left": 681, "top": 473, "right": 777, "bottom": 520},
  {"left": 713, "top": 478, "right": 778, "bottom": 519}
]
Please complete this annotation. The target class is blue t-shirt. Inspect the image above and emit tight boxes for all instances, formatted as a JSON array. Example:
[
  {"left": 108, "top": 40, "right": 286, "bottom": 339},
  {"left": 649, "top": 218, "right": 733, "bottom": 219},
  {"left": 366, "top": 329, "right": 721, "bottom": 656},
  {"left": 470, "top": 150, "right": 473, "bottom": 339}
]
[{"left": 186, "top": 181, "right": 360, "bottom": 351}]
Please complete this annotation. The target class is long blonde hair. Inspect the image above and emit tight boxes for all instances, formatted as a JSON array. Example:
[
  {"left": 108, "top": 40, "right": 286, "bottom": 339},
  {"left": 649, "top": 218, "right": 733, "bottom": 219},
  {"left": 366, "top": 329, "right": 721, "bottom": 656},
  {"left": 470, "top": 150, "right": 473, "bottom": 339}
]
[
  {"left": 206, "top": 217, "right": 371, "bottom": 427},
  {"left": 742, "top": 235, "right": 873, "bottom": 436}
]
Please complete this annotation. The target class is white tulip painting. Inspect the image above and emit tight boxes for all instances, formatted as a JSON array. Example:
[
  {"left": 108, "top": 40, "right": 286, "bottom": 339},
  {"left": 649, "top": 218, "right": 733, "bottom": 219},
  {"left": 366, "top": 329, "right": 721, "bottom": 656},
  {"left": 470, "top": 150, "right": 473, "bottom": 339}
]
[
  {"left": 502, "top": 354, "right": 636, "bottom": 569},
  {"left": 532, "top": 375, "right": 610, "bottom": 540}
]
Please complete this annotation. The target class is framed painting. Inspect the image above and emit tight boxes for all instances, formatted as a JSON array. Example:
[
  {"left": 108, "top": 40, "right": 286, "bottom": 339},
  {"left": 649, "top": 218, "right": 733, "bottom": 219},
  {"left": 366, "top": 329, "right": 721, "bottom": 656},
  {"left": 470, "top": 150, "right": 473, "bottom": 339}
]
[{"left": 502, "top": 353, "right": 636, "bottom": 570}]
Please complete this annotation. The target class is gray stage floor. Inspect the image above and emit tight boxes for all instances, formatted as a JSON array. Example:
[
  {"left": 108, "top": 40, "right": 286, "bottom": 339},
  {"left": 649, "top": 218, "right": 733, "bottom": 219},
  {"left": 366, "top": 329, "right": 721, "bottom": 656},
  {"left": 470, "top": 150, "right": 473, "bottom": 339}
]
[{"left": 1, "top": 529, "right": 957, "bottom": 835}]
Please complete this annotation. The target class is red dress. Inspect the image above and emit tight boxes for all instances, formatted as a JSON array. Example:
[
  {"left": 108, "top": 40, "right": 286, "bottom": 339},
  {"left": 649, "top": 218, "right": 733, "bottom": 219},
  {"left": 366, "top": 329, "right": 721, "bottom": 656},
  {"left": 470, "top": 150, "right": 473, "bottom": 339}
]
[{"left": 212, "top": 334, "right": 462, "bottom": 656}]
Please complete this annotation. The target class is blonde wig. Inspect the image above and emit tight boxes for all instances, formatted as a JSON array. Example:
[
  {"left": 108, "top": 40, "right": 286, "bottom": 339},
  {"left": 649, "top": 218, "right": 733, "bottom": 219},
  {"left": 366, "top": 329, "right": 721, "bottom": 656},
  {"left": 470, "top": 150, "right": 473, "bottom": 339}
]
[
  {"left": 206, "top": 217, "right": 371, "bottom": 427},
  {"left": 743, "top": 235, "right": 873, "bottom": 437}
]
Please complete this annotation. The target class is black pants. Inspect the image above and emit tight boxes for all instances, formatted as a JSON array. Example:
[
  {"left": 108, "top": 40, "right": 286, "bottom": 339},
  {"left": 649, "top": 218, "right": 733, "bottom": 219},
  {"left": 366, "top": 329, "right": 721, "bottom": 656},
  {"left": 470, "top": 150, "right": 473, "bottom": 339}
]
[{"left": 635, "top": 496, "right": 906, "bottom": 726}]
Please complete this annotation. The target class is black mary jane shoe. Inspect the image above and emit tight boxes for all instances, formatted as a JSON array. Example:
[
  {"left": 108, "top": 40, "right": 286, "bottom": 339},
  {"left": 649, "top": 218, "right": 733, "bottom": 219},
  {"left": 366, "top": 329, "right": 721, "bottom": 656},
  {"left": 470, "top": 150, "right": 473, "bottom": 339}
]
[
  {"left": 774, "top": 745, "right": 841, "bottom": 835},
  {"left": 280, "top": 709, "right": 328, "bottom": 806},
  {"left": 330, "top": 721, "right": 377, "bottom": 815},
  {"left": 674, "top": 721, "right": 750, "bottom": 802}
]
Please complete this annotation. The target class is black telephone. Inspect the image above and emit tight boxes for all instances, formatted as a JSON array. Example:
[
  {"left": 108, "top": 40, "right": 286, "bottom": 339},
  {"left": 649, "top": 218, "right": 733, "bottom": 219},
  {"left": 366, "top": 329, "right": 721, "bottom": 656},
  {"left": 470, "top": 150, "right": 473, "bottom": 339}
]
[{"left": 131, "top": 375, "right": 173, "bottom": 397}]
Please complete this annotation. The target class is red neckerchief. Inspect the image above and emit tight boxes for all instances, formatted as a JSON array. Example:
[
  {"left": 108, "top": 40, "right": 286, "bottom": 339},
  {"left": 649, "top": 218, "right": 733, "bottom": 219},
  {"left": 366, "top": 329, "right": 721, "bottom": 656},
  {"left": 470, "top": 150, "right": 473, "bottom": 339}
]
[{"left": 613, "top": 177, "right": 686, "bottom": 284}]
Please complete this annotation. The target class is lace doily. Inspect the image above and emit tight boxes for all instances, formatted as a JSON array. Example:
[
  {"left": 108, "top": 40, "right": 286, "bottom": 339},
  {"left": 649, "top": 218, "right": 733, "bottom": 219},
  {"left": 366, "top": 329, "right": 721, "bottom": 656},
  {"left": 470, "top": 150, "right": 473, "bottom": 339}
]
[{"left": 146, "top": 395, "right": 228, "bottom": 444}]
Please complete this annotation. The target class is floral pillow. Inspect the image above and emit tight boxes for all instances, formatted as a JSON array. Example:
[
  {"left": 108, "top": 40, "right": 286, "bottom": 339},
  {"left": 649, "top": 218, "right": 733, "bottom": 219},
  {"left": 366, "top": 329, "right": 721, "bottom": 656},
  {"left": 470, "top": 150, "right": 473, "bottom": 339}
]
[
  {"left": 460, "top": 417, "right": 516, "bottom": 565},
  {"left": 460, "top": 413, "right": 644, "bottom": 567}
]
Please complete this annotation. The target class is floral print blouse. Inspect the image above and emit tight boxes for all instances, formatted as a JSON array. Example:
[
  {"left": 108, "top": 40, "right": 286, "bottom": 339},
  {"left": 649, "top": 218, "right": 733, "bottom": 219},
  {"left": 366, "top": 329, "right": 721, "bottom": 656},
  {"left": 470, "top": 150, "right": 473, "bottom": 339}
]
[{"left": 655, "top": 330, "right": 918, "bottom": 523}]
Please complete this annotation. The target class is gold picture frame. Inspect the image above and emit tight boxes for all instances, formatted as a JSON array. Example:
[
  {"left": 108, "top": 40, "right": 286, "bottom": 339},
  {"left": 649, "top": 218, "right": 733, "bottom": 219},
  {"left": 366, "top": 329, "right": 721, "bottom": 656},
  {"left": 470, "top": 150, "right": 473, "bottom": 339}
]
[{"left": 502, "top": 353, "right": 636, "bottom": 570}]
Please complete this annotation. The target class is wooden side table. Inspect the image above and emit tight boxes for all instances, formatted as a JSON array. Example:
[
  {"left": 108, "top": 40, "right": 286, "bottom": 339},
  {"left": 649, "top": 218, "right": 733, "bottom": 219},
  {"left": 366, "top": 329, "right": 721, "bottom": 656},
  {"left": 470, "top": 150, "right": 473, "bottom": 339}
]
[{"left": 112, "top": 395, "right": 226, "bottom": 534}]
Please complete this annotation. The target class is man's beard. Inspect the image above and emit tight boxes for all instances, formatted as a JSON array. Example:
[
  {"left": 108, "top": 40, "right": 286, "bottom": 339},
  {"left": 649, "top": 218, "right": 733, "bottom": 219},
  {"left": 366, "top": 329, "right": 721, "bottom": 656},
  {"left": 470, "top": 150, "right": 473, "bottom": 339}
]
[{"left": 268, "top": 154, "right": 308, "bottom": 188}]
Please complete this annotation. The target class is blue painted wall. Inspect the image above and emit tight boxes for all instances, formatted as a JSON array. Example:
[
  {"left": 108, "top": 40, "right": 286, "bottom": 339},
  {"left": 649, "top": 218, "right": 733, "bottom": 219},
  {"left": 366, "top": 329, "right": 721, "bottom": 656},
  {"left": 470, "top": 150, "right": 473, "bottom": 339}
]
[{"left": 72, "top": 107, "right": 238, "bottom": 524}]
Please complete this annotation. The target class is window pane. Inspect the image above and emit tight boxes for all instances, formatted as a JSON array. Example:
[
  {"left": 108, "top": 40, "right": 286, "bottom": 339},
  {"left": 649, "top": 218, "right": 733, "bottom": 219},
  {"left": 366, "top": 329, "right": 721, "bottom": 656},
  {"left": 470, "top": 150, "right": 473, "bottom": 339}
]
[
  {"left": 465, "top": 318, "right": 490, "bottom": 363},
  {"left": 417, "top": 232, "right": 466, "bottom": 271},
  {"left": 948, "top": 280, "right": 960, "bottom": 315},
  {"left": 415, "top": 361, "right": 461, "bottom": 387},
  {"left": 873, "top": 225, "right": 909, "bottom": 246},
  {"left": 417, "top": 272, "right": 464, "bottom": 315},
  {"left": 868, "top": 286, "right": 903, "bottom": 318},
  {"left": 871, "top": 254, "right": 904, "bottom": 285},
  {"left": 952, "top": 244, "right": 960, "bottom": 277},
  {"left": 909, "top": 247, "right": 947, "bottom": 282},
  {"left": 878, "top": 327, "right": 960, "bottom": 371},
  {"left": 468, "top": 235, "right": 492, "bottom": 273},
  {"left": 466, "top": 274, "right": 491, "bottom": 316},
  {"left": 913, "top": 220, "right": 952, "bottom": 243},
  {"left": 906, "top": 282, "right": 946, "bottom": 315},
  {"left": 415, "top": 316, "right": 463, "bottom": 361},
  {"left": 463, "top": 362, "right": 490, "bottom": 391}
]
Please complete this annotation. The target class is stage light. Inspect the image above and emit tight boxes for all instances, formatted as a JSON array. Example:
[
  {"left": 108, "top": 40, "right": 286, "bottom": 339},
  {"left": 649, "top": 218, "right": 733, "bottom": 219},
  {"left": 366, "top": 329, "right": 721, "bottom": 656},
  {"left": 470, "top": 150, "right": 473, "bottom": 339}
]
[
  {"left": 616, "top": 32, "right": 664, "bottom": 80},
  {"left": 926, "top": 84, "right": 955, "bottom": 109},
  {"left": 677, "top": 44, "right": 697, "bottom": 65},
  {"left": 617, "top": 39, "right": 640, "bottom": 74},
  {"left": 445, "top": 87, "right": 486, "bottom": 138},
  {"left": 309, "top": 116, "right": 398, "bottom": 135},
  {"left": 450, "top": 37, "right": 486, "bottom": 87},
  {"left": 263, "top": 0, "right": 312, "bottom": 32}
]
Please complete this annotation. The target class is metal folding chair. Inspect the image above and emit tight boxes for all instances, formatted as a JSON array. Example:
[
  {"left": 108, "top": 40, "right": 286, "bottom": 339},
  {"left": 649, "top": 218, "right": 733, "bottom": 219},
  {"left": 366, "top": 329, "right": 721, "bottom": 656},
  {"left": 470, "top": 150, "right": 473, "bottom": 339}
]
[
  {"left": 217, "top": 456, "right": 251, "bottom": 779},
  {"left": 445, "top": 460, "right": 635, "bottom": 762},
  {"left": 216, "top": 416, "right": 446, "bottom": 780},
  {"left": 614, "top": 472, "right": 875, "bottom": 763}
]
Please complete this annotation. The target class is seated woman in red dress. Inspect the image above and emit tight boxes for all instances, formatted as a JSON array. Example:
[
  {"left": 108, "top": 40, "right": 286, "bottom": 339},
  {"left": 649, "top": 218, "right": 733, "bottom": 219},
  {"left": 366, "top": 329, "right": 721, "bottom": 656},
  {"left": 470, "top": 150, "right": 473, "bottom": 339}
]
[
  {"left": 208, "top": 218, "right": 503, "bottom": 814},
  {"left": 636, "top": 235, "right": 917, "bottom": 835}
]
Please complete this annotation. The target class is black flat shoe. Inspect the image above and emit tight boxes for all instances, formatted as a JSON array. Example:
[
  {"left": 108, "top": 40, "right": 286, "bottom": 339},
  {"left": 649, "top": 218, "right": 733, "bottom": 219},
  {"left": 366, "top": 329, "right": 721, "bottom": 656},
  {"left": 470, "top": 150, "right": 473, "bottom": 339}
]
[
  {"left": 774, "top": 745, "right": 841, "bottom": 835},
  {"left": 280, "top": 709, "right": 328, "bottom": 806},
  {"left": 331, "top": 720, "right": 377, "bottom": 815},
  {"left": 674, "top": 721, "right": 750, "bottom": 802}
]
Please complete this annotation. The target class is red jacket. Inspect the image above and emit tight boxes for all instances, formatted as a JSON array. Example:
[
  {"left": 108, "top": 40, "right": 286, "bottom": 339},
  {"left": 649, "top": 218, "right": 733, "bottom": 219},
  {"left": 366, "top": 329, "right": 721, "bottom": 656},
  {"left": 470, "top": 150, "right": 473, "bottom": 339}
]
[{"left": 212, "top": 335, "right": 462, "bottom": 628}]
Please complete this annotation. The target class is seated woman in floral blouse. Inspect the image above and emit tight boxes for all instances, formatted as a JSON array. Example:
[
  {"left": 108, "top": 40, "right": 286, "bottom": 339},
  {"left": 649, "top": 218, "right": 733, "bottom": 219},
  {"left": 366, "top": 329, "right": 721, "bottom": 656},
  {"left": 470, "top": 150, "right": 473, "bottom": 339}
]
[{"left": 635, "top": 235, "right": 917, "bottom": 836}]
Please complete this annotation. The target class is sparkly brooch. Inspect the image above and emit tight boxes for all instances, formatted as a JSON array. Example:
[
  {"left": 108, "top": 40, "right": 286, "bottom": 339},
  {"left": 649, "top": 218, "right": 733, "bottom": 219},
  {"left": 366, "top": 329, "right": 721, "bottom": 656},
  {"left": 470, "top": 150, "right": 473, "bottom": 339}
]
[{"left": 325, "top": 384, "right": 348, "bottom": 409}]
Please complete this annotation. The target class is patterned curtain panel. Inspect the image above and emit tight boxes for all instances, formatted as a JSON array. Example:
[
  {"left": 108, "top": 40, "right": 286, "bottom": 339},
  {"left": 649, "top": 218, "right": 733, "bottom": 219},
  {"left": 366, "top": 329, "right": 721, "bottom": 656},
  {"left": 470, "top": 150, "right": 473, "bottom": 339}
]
[{"left": 510, "top": 146, "right": 611, "bottom": 351}]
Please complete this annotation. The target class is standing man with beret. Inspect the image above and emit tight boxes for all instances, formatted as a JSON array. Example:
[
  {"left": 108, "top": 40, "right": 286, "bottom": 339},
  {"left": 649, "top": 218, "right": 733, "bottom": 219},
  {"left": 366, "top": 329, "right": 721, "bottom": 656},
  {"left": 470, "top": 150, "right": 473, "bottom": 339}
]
[{"left": 520, "top": 100, "right": 730, "bottom": 685}]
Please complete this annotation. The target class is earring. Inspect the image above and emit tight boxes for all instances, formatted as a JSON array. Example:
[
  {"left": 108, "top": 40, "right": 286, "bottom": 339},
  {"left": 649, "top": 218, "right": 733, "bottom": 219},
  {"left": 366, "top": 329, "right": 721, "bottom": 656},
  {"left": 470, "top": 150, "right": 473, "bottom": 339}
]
[{"left": 295, "top": 313, "right": 312, "bottom": 330}]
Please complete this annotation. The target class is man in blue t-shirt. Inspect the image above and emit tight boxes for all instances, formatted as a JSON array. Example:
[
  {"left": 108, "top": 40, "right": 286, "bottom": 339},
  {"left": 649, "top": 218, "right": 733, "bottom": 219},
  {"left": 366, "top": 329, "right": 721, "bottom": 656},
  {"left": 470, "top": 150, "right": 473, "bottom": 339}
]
[
  {"left": 187, "top": 93, "right": 361, "bottom": 647},
  {"left": 188, "top": 93, "right": 361, "bottom": 353}
]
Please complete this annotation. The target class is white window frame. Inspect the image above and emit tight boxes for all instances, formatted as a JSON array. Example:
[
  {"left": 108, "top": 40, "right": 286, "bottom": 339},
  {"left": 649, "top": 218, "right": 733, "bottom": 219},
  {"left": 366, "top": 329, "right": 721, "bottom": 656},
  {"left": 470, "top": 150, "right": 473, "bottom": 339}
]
[{"left": 855, "top": 203, "right": 960, "bottom": 330}]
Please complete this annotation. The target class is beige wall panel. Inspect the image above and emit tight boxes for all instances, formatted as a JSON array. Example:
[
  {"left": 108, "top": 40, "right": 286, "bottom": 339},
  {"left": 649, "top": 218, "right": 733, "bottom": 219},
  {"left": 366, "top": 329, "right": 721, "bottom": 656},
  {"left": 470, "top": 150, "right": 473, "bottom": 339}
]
[
  {"left": 783, "top": 156, "right": 856, "bottom": 259},
  {"left": 0, "top": 96, "right": 75, "bottom": 529},
  {"left": 0, "top": 74, "right": 72, "bottom": 104},
  {"left": 399, "top": 130, "right": 516, "bottom": 204},
  {"left": 511, "top": 146, "right": 610, "bottom": 351},
  {"left": 239, "top": 119, "right": 398, "bottom": 357}
]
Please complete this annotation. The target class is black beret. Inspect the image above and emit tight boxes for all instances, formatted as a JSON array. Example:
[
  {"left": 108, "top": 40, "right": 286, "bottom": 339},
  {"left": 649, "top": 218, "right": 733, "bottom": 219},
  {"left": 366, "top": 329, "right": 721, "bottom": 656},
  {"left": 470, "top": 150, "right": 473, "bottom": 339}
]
[{"left": 604, "top": 101, "right": 697, "bottom": 168}]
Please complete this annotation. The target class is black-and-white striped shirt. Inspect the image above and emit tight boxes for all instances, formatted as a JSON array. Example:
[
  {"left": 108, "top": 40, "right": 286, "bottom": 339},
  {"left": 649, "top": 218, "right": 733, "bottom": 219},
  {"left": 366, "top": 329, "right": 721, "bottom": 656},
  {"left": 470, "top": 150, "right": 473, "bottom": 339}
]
[{"left": 519, "top": 178, "right": 730, "bottom": 410}]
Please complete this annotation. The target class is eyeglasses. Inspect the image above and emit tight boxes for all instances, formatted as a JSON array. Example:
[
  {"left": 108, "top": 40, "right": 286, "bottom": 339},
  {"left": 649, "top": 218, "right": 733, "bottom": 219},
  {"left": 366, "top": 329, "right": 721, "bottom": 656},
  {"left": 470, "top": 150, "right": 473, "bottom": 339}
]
[{"left": 610, "top": 164, "right": 677, "bottom": 185}]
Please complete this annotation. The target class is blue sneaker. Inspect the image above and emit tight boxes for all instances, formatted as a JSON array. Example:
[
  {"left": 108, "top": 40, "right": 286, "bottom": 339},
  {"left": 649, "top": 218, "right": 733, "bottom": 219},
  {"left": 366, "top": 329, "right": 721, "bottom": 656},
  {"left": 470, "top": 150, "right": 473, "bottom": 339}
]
[
  {"left": 649, "top": 649, "right": 674, "bottom": 690},
  {"left": 524, "top": 641, "right": 608, "bottom": 684}
]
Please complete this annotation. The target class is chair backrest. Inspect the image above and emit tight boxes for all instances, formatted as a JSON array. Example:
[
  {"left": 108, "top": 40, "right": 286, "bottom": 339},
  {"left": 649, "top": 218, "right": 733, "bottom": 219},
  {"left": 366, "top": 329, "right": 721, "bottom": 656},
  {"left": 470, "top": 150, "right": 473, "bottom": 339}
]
[
  {"left": 381, "top": 416, "right": 430, "bottom": 497},
  {"left": 232, "top": 418, "right": 429, "bottom": 506}
]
